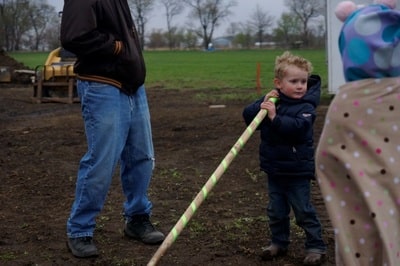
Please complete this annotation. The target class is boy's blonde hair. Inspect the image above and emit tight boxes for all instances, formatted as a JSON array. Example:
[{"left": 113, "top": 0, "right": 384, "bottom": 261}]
[{"left": 274, "top": 51, "right": 313, "bottom": 79}]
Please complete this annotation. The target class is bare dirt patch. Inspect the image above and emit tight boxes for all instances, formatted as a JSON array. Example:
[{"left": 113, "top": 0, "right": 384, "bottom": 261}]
[{"left": 0, "top": 82, "right": 334, "bottom": 265}]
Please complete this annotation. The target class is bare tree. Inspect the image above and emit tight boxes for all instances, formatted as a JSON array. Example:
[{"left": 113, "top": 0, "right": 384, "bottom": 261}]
[
  {"left": 284, "top": 0, "right": 324, "bottom": 47},
  {"left": 183, "top": 0, "right": 237, "bottom": 50},
  {"left": 147, "top": 29, "right": 167, "bottom": 49},
  {"left": 274, "top": 12, "right": 301, "bottom": 48},
  {"left": 128, "top": 0, "right": 155, "bottom": 49},
  {"left": 248, "top": 4, "right": 274, "bottom": 48},
  {"left": 29, "top": 0, "right": 57, "bottom": 50},
  {"left": 0, "top": 0, "right": 9, "bottom": 50},
  {"left": 234, "top": 22, "right": 253, "bottom": 49},
  {"left": 45, "top": 19, "right": 62, "bottom": 50},
  {"left": 0, "top": 0, "right": 58, "bottom": 51},
  {"left": 182, "top": 29, "right": 198, "bottom": 49},
  {"left": 160, "top": 0, "right": 184, "bottom": 49},
  {"left": 6, "top": 0, "right": 31, "bottom": 51},
  {"left": 225, "top": 22, "right": 239, "bottom": 36}
]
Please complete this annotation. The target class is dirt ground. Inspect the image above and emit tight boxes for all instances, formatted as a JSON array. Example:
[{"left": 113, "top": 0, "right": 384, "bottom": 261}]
[
  {"left": 0, "top": 50, "right": 335, "bottom": 266},
  {"left": 0, "top": 82, "right": 335, "bottom": 265}
]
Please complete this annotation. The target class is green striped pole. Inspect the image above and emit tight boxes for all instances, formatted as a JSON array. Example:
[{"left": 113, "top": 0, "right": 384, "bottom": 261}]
[{"left": 147, "top": 97, "right": 278, "bottom": 266}]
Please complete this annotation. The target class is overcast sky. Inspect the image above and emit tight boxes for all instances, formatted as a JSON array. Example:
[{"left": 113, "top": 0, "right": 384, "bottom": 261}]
[{"left": 48, "top": 0, "right": 287, "bottom": 36}]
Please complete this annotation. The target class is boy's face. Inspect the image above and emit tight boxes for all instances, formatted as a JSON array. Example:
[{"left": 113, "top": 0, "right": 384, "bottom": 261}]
[{"left": 274, "top": 66, "right": 308, "bottom": 99}]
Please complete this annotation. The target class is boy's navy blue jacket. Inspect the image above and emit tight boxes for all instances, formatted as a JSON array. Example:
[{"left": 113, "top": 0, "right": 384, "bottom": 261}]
[{"left": 242, "top": 75, "right": 321, "bottom": 178}]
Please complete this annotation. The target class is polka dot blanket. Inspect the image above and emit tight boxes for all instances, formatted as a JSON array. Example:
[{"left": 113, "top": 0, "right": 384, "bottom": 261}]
[{"left": 316, "top": 77, "right": 400, "bottom": 265}]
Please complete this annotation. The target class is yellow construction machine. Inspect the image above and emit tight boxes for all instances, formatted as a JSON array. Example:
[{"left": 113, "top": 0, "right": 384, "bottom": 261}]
[{"left": 32, "top": 47, "right": 78, "bottom": 103}]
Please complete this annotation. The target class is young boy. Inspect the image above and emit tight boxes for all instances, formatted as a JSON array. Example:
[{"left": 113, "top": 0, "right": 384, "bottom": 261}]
[{"left": 242, "top": 51, "right": 326, "bottom": 265}]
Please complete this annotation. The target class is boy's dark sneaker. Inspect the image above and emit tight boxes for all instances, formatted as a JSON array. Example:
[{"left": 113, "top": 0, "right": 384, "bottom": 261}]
[
  {"left": 124, "top": 214, "right": 165, "bottom": 245},
  {"left": 67, "top": 237, "right": 99, "bottom": 258},
  {"left": 260, "top": 244, "right": 288, "bottom": 261}
]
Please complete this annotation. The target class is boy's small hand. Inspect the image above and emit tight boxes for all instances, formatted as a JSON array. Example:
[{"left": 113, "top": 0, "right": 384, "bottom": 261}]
[
  {"left": 260, "top": 100, "right": 276, "bottom": 120},
  {"left": 264, "top": 89, "right": 279, "bottom": 102},
  {"left": 261, "top": 89, "right": 278, "bottom": 120}
]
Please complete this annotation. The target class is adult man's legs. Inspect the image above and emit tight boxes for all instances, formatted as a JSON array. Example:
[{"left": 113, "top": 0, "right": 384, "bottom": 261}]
[
  {"left": 120, "top": 85, "right": 165, "bottom": 244},
  {"left": 67, "top": 81, "right": 127, "bottom": 257}
]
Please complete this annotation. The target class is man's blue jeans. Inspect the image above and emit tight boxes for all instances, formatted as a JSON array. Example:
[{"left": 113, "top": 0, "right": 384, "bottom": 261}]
[
  {"left": 267, "top": 176, "right": 326, "bottom": 253},
  {"left": 67, "top": 81, "right": 154, "bottom": 238}
]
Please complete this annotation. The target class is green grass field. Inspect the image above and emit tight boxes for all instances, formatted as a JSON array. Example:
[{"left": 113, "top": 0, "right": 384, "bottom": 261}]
[
  {"left": 9, "top": 51, "right": 49, "bottom": 70},
  {"left": 9, "top": 49, "right": 328, "bottom": 96}
]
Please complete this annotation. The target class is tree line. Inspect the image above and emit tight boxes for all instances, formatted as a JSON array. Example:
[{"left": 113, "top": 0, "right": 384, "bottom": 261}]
[{"left": 0, "top": 0, "right": 326, "bottom": 52}]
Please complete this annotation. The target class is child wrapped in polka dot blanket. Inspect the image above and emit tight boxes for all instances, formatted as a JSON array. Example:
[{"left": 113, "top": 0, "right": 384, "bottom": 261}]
[{"left": 316, "top": 0, "right": 400, "bottom": 265}]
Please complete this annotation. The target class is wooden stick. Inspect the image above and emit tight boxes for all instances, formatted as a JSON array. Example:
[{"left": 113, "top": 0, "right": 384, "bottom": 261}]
[{"left": 147, "top": 98, "right": 277, "bottom": 266}]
